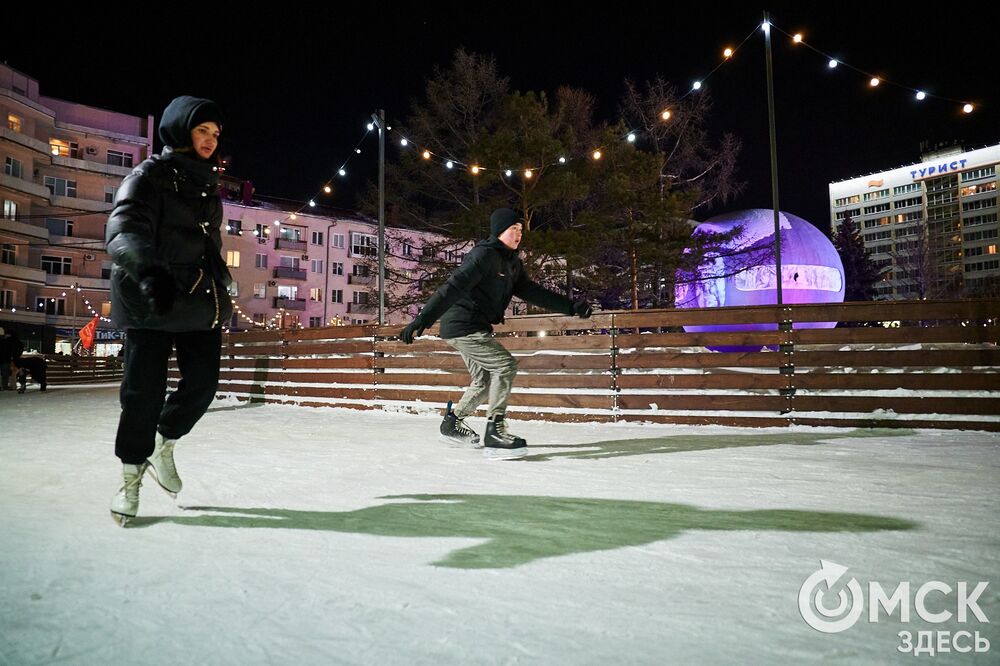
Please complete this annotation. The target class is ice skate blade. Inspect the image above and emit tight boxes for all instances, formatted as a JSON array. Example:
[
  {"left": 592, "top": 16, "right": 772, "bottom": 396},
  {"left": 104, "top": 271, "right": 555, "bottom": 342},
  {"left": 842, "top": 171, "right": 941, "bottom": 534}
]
[
  {"left": 483, "top": 446, "right": 528, "bottom": 460},
  {"left": 439, "top": 434, "right": 483, "bottom": 448},
  {"left": 145, "top": 465, "right": 180, "bottom": 499},
  {"left": 110, "top": 511, "right": 133, "bottom": 527}
]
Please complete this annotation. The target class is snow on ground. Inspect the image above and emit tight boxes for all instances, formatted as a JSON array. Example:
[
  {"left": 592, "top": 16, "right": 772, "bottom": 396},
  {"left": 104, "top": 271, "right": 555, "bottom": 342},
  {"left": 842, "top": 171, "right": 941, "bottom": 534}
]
[{"left": 1, "top": 385, "right": 998, "bottom": 665}]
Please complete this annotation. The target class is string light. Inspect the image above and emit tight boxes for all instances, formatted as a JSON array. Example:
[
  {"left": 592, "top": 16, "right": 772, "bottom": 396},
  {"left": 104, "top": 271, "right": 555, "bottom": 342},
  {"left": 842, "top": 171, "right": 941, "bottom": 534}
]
[
  {"left": 470, "top": 165, "right": 480, "bottom": 175},
  {"left": 661, "top": 110, "right": 672, "bottom": 121},
  {"left": 592, "top": 150, "right": 602, "bottom": 161},
  {"left": 338, "top": 169, "right": 347, "bottom": 176},
  {"left": 323, "top": 186, "right": 332, "bottom": 194},
  {"left": 692, "top": 81, "right": 703, "bottom": 91},
  {"left": 627, "top": 133, "right": 636, "bottom": 143},
  {"left": 524, "top": 169, "right": 533, "bottom": 179},
  {"left": 770, "top": 21, "right": 977, "bottom": 115},
  {"left": 422, "top": 150, "right": 431, "bottom": 160},
  {"left": 400, "top": 138, "right": 408, "bottom": 147},
  {"left": 723, "top": 48, "right": 733, "bottom": 59}
]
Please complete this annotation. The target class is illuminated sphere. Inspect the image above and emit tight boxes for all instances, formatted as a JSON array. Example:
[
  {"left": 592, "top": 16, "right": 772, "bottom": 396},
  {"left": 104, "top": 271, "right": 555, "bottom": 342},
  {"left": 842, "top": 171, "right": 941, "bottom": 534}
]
[{"left": 675, "top": 209, "right": 845, "bottom": 351}]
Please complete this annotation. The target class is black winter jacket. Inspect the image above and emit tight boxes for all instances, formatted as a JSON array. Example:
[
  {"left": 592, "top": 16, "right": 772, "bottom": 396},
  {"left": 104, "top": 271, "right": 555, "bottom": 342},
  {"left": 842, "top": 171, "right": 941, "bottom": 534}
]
[
  {"left": 106, "top": 147, "right": 233, "bottom": 332},
  {"left": 416, "top": 238, "right": 574, "bottom": 339}
]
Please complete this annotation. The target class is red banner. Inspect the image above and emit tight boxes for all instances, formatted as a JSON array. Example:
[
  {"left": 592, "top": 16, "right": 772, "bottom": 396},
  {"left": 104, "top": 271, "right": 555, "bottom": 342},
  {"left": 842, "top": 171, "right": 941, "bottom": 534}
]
[{"left": 79, "top": 316, "right": 99, "bottom": 350}]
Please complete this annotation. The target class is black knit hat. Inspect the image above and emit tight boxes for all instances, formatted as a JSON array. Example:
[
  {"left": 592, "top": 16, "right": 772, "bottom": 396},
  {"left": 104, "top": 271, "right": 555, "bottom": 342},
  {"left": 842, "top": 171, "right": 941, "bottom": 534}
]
[
  {"left": 158, "top": 96, "right": 224, "bottom": 150},
  {"left": 490, "top": 208, "right": 520, "bottom": 238}
]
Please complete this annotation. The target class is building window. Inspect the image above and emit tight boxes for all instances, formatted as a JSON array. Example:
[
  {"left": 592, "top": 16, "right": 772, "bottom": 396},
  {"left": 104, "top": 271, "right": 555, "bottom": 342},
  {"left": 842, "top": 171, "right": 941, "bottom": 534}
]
[
  {"left": 961, "top": 182, "right": 998, "bottom": 197},
  {"left": 331, "top": 262, "right": 344, "bottom": 276},
  {"left": 41, "top": 255, "right": 72, "bottom": 275},
  {"left": 352, "top": 264, "right": 370, "bottom": 277},
  {"left": 49, "top": 140, "right": 81, "bottom": 159},
  {"left": 226, "top": 250, "right": 240, "bottom": 268},
  {"left": 3, "top": 200, "right": 16, "bottom": 220},
  {"left": 963, "top": 197, "right": 997, "bottom": 212},
  {"left": 311, "top": 231, "right": 324, "bottom": 245},
  {"left": 106, "top": 150, "right": 134, "bottom": 168},
  {"left": 863, "top": 189, "right": 890, "bottom": 202},
  {"left": 255, "top": 253, "right": 268, "bottom": 269},
  {"left": 332, "top": 234, "right": 345, "bottom": 249},
  {"left": 253, "top": 282, "right": 266, "bottom": 298},
  {"left": 277, "top": 285, "right": 298, "bottom": 299},
  {"left": 227, "top": 219, "right": 242, "bottom": 236},
  {"left": 227, "top": 282, "right": 239, "bottom": 297},
  {"left": 104, "top": 186, "right": 118, "bottom": 204},
  {"left": 35, "top": 297, "right": 66, "bottom": 315},
  {"left": 961, "top": 166, "right": 996, "bottom": 182},
  {"left": 44, "top": 177, "right": 77, "bottom": 198},
  {"left": 330, "top": 289, "right": 343, "bottom": 303},
  {"left": 893, "top": 184, "right": 922, "bottom": 196},
  {"left": 102, "top": 261, "right": 112, "bottom": 279},
  {"left": 309, "top": 316, "right": 323, "bottom": 328},
  {"left": 278, "top": 227, "right": 302, "bottom": 241},
  {"left": 4, "top": 157, "right": 23, "bottom": 178},
  {"left": 309, "top": 287, "right": 323, "bottom": 302},
  {"left": 402, "top": 241, "right": 413, "bottom": 257},
  {"left": 45, "top": 218, "right": 74, "bottom": 237},
  {"left": 0, "top": 289, "right": 13, "bottom": 308},
  {"left": 253, "top": 313, "right": 266, "bottom": 324},
  {"left": 254, "top": 223, "right": 269, "bottom": 244},
  {"left": 311, "top": 259, "right": 323, "bottom": 273},
  {"left": 1, "top": 244, "right": 15, "bottom": 265},
  {"left": 7, "top": 114, "right": 22, "bottom": 132},
  {"left": 352, "top": 291, "right": 369, "bottom": 305},
  {"left": 834, "top": 195, "right": 862, "bottom": 206},
  {"left": 279, "top": 256, "right": 299, "bottom": 269}
]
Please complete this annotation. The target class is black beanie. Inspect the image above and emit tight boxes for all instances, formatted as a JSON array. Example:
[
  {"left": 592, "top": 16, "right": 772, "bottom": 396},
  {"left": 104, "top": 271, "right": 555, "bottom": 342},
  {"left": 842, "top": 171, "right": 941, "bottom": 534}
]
[
  {"left": 490, "top": 208, "right": 520, "bottom": 237},
  {"left": 158, "top": 96, "right": 224, "bottom": 149}
]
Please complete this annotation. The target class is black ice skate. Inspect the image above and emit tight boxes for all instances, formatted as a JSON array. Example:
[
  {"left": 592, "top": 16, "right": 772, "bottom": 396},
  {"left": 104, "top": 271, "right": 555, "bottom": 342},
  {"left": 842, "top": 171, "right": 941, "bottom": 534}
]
[
  {"left": 439, "top": 401, "right": 481, "bottom": 447},
  {"left": 483, "top": 414, "right": 527, "bottom": 460}
]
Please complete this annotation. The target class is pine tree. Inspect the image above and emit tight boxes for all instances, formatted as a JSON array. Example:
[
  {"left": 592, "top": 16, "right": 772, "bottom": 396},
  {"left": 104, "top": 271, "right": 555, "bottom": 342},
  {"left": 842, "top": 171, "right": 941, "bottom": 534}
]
[{"left": 833, "top": 215, "right": 884, "bottom": 301}]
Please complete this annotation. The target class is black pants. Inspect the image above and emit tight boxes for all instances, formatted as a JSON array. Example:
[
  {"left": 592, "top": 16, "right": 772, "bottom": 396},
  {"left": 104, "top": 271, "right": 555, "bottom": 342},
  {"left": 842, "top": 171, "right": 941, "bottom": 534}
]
[
  {"left": 115, "top": 328, "right": 221, "bottom": 464},
  {"left": 14, "top": 357, "right": 47, "bottom": 391}
]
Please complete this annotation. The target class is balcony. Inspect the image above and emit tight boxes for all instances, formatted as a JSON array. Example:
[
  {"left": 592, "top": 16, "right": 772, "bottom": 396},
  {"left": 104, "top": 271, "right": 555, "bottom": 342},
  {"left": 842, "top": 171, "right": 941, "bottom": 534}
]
[
  {"left": 0, "top": 173, "right": 51, "bottom": 199},
  {"left": 45, "top": 274, "right": 110, "bottom": 290},
  {"left": 273, "top": 297, "right": 307, "bottom": 311},
  {"left": 347, "top": 273, "right": 374, "bottom": 285},
  {"left": 273, "top": 266, "right": 307, "bottom": 280},
  {"left": 0, "top": 216, "right": 50, "bottom": 241},
  {"left": 347, "top": 302, "right": 376, "bottom": 314},
  {"left": 0, "top": 262, "right": 47, "bottom": 285},
  {"left": 50, "top": 194, "right": 109, "bottom": 213},
  {"left": 275, "top": 238, "right": 307, "bottom": 252},
  {"left": 50, "top": 155, "right": 132, "bottom": 177}
]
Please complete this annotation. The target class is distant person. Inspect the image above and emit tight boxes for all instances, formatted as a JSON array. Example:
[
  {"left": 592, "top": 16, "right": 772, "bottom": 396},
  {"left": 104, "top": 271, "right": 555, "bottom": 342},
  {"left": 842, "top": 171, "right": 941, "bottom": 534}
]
[
  {"left": 400, "top": 208, "right": 592, "bottom": 460},
  {"left": 13, "top": 352, "right": 47, "bottom": 393},
  {"left": 0, "top": 327, "right": 15, "bottom": 390},
  {"left": 105, "top": 95, "right": 233, "bottom": 526}
]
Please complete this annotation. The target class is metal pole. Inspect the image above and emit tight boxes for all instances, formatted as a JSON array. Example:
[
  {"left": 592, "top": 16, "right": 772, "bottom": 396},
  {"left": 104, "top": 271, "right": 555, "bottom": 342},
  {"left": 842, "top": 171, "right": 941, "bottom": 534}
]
[
  {"left": 764, "top": 12, "right": 783, "bottom": 306},
  {"left": 323, "top": 222, "right": 336, "bottom": 326},
  {"left": 376, "top": 109, "right": 386, "bottom": 325}
]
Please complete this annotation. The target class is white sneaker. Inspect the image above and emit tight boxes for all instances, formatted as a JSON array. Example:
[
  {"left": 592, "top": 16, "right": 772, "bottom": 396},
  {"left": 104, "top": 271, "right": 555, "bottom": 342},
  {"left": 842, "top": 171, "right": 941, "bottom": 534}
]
[
  {"left": 146, "top": 432, "right": 182, "bottom": 498},
  {"left": 110, "top": 463, "right": 148, "bottom": 526}
]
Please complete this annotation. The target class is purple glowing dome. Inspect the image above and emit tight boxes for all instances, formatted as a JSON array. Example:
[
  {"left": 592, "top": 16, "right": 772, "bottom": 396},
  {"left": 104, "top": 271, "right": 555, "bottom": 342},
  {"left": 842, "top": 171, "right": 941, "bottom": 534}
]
[{"left": 675, "top": 209, "right": 844, "bottom": 350}]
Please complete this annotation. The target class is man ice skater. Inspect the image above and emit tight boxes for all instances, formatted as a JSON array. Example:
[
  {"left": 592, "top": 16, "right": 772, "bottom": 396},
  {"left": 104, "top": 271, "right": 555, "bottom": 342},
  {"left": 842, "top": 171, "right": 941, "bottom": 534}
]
[{"left": 400, "top": 208, "right": 592, "bottom": 460}]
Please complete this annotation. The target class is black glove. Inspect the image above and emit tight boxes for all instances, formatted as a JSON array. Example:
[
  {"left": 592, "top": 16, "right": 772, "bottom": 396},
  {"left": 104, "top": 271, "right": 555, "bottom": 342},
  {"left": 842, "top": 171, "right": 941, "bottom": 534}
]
[
  {"left": 400, "top": 320, "right": 425, "bottom": 344},
  {"left": 139, "top": 267, "right": 176, "bottom": 316},
  {"left": 572, "top": 300, "right": 593, "bottom": 319}
]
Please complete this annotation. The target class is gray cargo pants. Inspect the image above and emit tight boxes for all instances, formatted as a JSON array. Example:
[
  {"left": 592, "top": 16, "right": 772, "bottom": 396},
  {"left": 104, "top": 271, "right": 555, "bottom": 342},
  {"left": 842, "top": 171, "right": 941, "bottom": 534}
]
[{"left": 445, "top": 331, "right": 518, "bottom": 419}]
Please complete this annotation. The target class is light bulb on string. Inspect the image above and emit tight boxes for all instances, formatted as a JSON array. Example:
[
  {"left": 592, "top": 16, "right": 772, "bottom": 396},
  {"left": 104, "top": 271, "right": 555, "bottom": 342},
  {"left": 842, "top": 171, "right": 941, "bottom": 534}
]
[
  {"left": 793, "top": 33, "right": 803, "bottom": 43},
  {"left": 723, "top": 48, "right": 733, "bottom": 59},
  {"left": 339, "top": 169, "right": 346, "bottom": 176},
  {"left": 559, "top": 157, "right": 567, "bottom": 164},
  {"left": 592, "top": 150, "right": 602, "bottom": 161},
  {"left": 422, "top": 150, "right": 431, "bottom": 160},
  {"left": 470, "top": 165, "right": 480, "bottom": 175},
  {"left": 323, "top": 186, "right": 332, "bottom": 194},
  {"left": 446, "top": 161, "right": 454, "bottom": 169},
  {"left": 963, "top": 104, "right": 974, "bottom": 114},
  {"left": 505, "top": 169, "right": 513, "bottom": 177},
  {"left": 661, "top": 110, "right": 672, "bottom": 121},
  {"left": 915, "top": 91, "right": 926, "bottom": 101},
  {"left": 524, "top": 169, "right": 533, "bottom": 179},
  {"left": 828, "top": 59, "right": 839, "bottom": 69},
  {"left": 870, "top": 77, "right": 881, "bottom": 88},
  {"left": 692, "top": 81, "right": 703, "bottom": 91},
  {"left": 627, "top": 133, "right": 636, "bottom": 143},
  {"left": 400, "top": 139, "right": 408, "bottom": 147}
]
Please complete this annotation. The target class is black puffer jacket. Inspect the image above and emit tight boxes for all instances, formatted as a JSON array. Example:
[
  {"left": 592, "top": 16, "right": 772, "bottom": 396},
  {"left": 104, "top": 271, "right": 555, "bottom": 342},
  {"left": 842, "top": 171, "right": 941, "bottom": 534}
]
[
  {"left": 106, "top": 146, "right": 233, "bottom": 331},
  {"left": 416, "top": 238, "right": 574, "bottom": 339}
]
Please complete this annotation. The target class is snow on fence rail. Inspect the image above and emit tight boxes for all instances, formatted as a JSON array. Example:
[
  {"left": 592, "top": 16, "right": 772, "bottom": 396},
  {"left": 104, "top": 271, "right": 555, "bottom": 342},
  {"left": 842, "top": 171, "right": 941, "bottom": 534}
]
[{"left": 178, "top": 298, "right": 999, "bottom": 430}]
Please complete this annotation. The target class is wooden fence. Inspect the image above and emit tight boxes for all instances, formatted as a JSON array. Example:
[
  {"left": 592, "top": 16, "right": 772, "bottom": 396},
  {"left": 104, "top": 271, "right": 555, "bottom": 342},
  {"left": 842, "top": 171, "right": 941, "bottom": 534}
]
[
  {"left": 45, "top": 355, "right": 124, "bottom": 385},
  {"left": 201, "top": 299, "right": 999, "bottom": 431}
]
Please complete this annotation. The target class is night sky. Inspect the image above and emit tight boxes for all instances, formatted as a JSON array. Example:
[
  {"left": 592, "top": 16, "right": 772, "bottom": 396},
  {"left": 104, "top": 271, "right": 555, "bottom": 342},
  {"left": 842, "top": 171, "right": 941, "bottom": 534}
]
[{"left": 5, "top": 4, "right": 996, "bottom": 233}]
